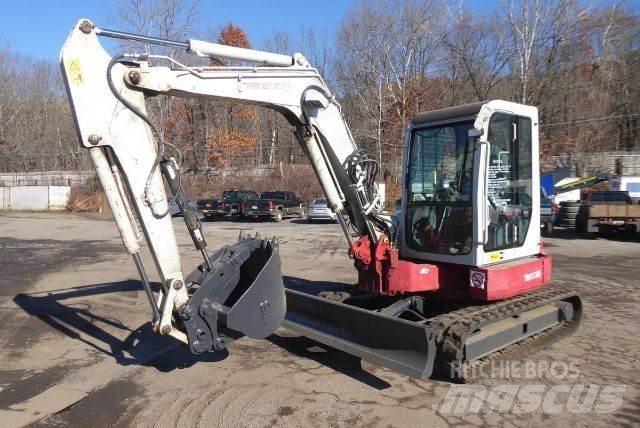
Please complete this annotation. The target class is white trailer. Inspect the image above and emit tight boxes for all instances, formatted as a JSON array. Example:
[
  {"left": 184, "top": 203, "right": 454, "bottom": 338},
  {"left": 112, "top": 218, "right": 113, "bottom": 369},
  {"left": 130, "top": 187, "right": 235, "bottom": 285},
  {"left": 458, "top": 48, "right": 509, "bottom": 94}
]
[{"left": 610, "top": 176, "right": 640, "bottom": 202}]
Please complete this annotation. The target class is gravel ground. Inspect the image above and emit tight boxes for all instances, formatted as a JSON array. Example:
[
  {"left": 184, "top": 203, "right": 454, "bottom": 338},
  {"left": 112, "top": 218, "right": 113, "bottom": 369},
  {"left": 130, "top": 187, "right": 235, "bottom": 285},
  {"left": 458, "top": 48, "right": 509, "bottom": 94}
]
[{"left": 0, "top": 211, "right": 638, "bottom": 427}]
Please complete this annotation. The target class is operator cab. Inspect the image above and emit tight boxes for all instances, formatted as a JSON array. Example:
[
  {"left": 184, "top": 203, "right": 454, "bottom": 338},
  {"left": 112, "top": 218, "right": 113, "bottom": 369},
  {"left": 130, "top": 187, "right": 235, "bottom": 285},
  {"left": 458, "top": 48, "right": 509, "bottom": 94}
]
[{"left": 400, "top": 100, "right": 541, "bottom": 267}]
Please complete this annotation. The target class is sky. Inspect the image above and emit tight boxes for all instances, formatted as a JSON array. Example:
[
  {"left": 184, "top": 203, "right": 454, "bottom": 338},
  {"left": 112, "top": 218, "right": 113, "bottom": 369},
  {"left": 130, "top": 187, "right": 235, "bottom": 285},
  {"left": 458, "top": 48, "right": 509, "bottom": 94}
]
[
  {"left": 0, "top": 0, "right": 503, "bottom": 61},
  {"left": 0, "top": 0, "right": 623, "bottom": 61},
  {"left": 0, "top": 0, "right": 360, "bottom": 61}
]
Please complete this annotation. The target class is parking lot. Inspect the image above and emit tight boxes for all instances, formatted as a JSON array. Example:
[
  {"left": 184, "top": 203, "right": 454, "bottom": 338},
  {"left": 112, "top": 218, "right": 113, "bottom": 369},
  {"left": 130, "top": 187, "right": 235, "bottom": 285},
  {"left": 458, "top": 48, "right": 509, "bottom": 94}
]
[{"left": 0, "top": 211, "right": 639, "bottom": 427}]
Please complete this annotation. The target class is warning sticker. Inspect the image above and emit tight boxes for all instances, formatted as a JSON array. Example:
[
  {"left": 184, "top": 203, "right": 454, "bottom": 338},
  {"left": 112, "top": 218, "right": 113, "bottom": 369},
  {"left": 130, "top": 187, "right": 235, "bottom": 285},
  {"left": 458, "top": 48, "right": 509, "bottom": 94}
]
[
  {"left": 67, "top": 60, "right": 83, "bottom": 85},
  {"left": 470, "top": 271, "right": 486, "bottom": 289},
  {"left": 488, "top": 252, "right": 503, "bottom": 262}
]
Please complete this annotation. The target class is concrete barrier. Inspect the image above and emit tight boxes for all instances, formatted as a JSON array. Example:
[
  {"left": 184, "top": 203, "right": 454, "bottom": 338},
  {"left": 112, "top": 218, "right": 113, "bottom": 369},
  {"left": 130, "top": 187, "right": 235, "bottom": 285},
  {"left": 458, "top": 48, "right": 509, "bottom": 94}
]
[{"left": 0, "top": 186, "right": 70, "bottom": 211}]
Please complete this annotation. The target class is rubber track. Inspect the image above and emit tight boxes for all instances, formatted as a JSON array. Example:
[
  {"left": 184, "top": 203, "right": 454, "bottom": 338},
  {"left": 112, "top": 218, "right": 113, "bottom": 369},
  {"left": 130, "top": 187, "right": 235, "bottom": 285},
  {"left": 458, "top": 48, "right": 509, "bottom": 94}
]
[
  {"left": 429, "top": 287, "right": 582, "bottom": 382},
  {"left": 458, "top": 316, "right": 580, "bottom": 383}
]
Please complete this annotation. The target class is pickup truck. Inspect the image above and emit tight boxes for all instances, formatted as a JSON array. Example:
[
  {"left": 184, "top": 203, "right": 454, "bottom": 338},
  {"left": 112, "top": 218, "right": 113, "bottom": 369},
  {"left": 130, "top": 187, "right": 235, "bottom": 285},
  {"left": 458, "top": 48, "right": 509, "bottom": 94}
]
[
  {"left": 197, "top": 189, "right": 259, "bottom": 220},
  {"left": 243, "top": 191, "right": 306, "bottom": 222},
  {"left": 576, "top": 191, "right": 640, "bottom": 236}
]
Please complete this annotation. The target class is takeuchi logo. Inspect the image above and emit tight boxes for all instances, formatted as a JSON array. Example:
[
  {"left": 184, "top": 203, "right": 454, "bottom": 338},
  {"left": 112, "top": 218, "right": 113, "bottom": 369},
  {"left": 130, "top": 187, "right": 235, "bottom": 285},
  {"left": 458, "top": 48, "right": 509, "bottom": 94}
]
[{"left": 524, "top": 270, "right": 542, "bottom": 282}]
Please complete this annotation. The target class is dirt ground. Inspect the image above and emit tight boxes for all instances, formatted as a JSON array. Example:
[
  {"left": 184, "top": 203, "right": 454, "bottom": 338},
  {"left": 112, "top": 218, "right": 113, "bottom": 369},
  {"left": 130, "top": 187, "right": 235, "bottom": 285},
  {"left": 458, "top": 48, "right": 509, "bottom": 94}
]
[{"left": 0, "top": 211, "right": 639, "bottom": 427}]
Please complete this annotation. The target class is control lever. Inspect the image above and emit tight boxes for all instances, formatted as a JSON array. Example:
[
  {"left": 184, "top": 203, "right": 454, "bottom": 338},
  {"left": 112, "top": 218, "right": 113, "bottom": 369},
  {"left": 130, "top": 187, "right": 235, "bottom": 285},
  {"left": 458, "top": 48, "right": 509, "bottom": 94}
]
[{"left": 160, "top": 156, "right": 214, "bottom": 271}]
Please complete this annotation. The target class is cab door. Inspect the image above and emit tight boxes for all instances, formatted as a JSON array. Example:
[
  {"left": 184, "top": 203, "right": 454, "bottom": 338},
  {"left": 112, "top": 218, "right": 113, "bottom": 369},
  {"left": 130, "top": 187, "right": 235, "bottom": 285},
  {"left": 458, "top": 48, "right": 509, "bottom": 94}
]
[{"left": 476, "top": 107, "right": 540, "bottom": 266}]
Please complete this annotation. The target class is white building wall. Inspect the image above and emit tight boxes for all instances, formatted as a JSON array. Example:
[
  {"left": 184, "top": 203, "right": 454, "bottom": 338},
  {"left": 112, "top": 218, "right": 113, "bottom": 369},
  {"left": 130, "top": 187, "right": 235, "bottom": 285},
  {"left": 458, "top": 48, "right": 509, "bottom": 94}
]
[
  {"left": 0, "top": 186, "right": 70, "bottom": 211},
  {"left": 48, "top": 186, "right": 71, "bottom": 210},
  {"left": 9, "top": 186, "right": 49, "bottom": 210},
  {"left": 0, "top": 187, "right": 8, "bottom": 209}
]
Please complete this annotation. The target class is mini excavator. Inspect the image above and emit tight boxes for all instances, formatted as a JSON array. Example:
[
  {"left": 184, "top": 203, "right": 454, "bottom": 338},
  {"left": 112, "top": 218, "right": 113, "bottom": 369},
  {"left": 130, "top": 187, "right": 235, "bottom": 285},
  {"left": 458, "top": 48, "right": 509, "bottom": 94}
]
[{"left": 60, "top": 19, "right": 581, "bottom": 380}]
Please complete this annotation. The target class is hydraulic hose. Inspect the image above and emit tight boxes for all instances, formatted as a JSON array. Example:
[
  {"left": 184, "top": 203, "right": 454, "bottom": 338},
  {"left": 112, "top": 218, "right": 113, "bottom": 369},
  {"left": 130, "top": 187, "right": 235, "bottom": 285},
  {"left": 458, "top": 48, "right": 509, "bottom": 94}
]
[
  {"left": 299, "top": 85, "right": 390, "bottom": 240},
  {"left": 106, "top": 54, "right": 183, "bottom": 218}
]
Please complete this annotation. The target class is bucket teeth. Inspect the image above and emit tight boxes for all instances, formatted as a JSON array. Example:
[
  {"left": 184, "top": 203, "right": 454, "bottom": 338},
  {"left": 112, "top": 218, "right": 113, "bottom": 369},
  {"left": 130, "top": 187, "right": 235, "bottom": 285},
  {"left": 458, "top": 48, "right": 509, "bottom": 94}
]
[{"left": 237, "top": 231, "right": 277, "bottom": 249}]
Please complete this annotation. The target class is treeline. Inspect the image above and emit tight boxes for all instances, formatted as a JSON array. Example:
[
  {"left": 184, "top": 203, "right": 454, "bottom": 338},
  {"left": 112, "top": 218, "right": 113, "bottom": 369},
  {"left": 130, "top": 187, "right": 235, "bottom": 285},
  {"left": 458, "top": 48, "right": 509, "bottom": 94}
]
[
  {"left": 0, "top": 0, "right": 638, "bottom": 183},
  {"left": 333, "top": 0, "right": 639, "bottom": 177},
  {"left": 0, "top": 48, "right": 86, "bottom": 172}
]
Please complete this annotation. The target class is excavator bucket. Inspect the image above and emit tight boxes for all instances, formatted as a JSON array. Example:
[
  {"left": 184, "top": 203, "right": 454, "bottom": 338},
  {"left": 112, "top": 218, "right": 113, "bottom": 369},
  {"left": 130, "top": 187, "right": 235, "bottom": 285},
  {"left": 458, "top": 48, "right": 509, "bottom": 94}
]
[{"left": 181, "top": 233, "right": 286, "bottom": 353}]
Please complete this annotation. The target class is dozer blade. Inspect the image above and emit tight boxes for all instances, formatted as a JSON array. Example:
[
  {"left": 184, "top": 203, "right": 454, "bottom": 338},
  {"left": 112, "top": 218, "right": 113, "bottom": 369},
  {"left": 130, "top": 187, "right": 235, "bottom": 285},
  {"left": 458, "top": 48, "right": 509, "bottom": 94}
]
[
  {"left": 181, "top": 234, "right": 286, "bottom": 353},
  {"left": 283, "top": 289, "right": 436, "bottom": 379}
]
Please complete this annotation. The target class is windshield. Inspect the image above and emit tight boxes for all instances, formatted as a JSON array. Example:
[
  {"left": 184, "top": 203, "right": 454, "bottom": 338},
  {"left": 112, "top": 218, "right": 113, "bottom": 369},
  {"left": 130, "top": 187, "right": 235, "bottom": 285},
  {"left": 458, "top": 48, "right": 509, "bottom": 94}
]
[
  {"left": 405, "top": 120, "right": 476, "bottom": 255},
  {"left": 313, "top": 198, "right": 327, "bottom": 205},
  {"left": 590, "top": 192, "right": 631, "bottom": 203},
  {"left": 222, "top": 191, "right": 238, "bottom": 199}
]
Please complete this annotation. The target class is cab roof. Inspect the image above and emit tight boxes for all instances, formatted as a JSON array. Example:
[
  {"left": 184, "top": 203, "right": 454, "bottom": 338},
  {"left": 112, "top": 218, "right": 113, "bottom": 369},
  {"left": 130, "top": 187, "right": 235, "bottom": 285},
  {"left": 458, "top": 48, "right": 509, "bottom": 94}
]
[{"left": 410, "top": 101, "right": 488, "bottom": 127}]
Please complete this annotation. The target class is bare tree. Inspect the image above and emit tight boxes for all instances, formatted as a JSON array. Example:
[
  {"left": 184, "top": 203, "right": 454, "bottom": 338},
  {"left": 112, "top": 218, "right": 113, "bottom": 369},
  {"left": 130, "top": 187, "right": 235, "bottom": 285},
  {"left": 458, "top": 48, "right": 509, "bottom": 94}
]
[
  {"left": 502, "top": 0, "right": 582, "bottom": 104},
  {"left": 442, "top": 7, "right": 511, "bottom": 102},
  {"left": 112, "top": 0, "right": 202, "bottom": 56},
  {"left": 0, "top": 46, "right": 83, "bottom": 173},
  {"left": 336, "top": 0, "right": 446, "bottom": 147},
  {"left": 2, "top": 0, "right": 638, "bottom": 182}
]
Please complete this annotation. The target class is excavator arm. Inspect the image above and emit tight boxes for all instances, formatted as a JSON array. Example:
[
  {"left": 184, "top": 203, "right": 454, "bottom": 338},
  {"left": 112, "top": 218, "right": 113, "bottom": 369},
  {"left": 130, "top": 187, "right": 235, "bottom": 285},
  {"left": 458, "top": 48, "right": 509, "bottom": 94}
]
[
  {"left": 61, "top": 19, "right": 385, "bottom": 245},
  {"left": 60, "top": 19, "right": 394, "bottom": 357},
  {"left": 122, "top": 44, "right": 384, "bottom": 239}
]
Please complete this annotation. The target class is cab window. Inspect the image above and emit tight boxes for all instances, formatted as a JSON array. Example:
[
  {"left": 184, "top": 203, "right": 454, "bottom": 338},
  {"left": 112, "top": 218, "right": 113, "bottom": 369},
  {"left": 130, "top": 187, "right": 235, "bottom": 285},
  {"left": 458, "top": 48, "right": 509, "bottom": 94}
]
[
  {"left": 485, "top": 113, "right": 533, "bottom": 252},
  {"left": 405, "top": 120, "right": 476, "bottom": 255}
]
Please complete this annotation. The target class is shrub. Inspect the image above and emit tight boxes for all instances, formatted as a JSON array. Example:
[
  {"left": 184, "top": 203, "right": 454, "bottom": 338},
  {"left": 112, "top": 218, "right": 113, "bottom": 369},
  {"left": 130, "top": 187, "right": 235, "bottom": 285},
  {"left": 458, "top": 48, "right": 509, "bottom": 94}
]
[{"left": 66, "top": 174, "right": 107, "bottom": 212}]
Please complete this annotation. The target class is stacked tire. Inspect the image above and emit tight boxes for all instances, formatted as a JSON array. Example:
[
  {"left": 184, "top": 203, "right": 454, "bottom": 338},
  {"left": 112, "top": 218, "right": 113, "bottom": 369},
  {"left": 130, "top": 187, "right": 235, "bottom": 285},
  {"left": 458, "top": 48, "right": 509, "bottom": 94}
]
[{"left": 557, "top": 201, "right": 581, "bottom": 227}]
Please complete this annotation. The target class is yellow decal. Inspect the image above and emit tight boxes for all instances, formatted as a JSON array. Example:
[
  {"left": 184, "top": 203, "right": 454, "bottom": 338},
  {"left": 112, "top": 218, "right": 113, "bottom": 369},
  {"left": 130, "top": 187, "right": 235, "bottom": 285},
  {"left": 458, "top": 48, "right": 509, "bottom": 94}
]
[
  {"left": 67, "top": 60, "right": 83, "bottom": 85},
  {"left": 488, "top": 252, "right": 503, "bottom": 262}
]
